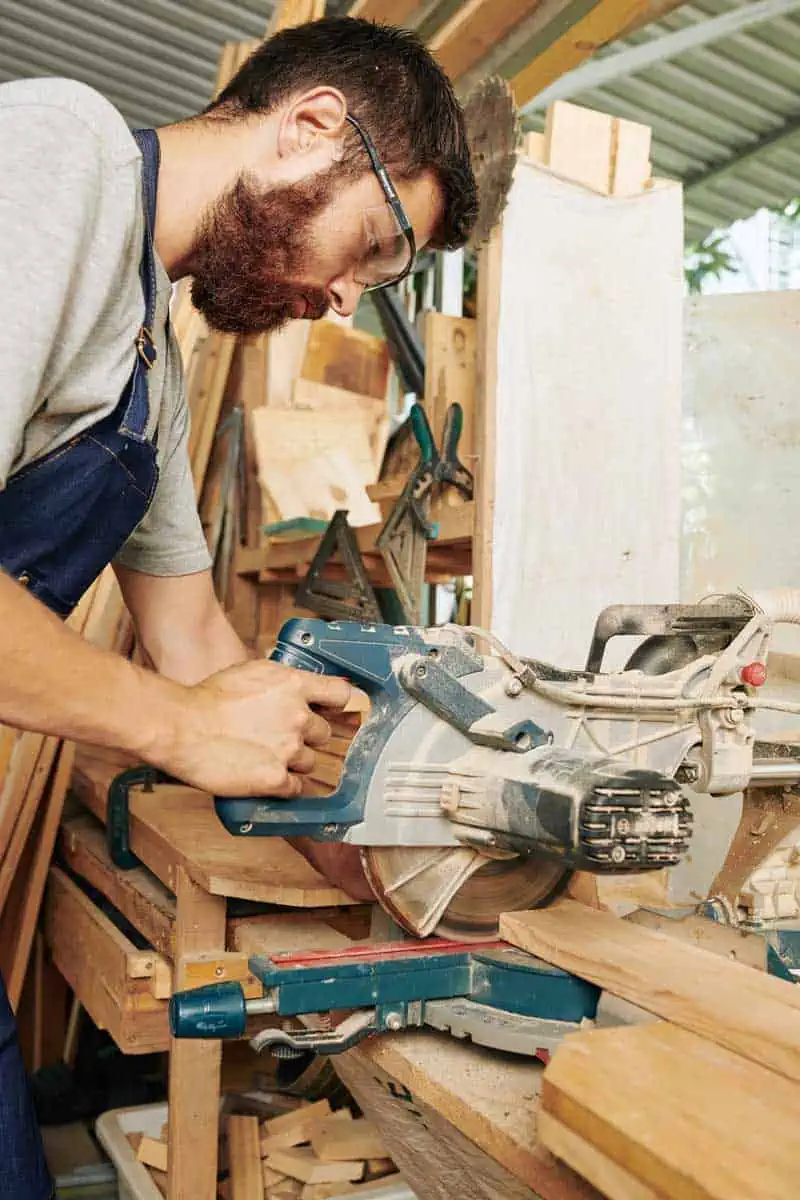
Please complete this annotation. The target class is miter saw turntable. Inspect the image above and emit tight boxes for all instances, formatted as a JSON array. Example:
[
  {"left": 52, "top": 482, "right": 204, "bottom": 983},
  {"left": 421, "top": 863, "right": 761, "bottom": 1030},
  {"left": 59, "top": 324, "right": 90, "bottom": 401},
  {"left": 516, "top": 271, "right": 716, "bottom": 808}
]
[{"left": 169, "top": 589, "right": 800, "bottom": 1060}]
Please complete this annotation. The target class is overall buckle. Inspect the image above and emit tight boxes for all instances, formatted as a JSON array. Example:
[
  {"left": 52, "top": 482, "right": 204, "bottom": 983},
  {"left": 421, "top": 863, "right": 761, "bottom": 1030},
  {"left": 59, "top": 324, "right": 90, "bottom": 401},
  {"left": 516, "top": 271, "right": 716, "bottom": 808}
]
[{"left": 136, "top": 326, "right": 157, "bottom": 369}]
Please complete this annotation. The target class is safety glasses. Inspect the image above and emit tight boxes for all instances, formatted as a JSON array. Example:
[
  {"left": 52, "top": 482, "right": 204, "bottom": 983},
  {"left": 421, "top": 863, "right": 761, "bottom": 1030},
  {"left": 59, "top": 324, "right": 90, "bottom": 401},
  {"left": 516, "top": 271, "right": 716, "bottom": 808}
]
[{"left": 345, "top": 113, "right": 417, "bottom": 292}]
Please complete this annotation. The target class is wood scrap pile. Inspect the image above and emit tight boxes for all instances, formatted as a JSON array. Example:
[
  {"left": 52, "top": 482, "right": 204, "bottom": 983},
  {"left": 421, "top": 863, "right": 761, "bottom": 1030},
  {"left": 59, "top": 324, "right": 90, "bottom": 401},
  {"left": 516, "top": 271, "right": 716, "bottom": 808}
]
[{"left": 128, "top": 1099, "right": 406, "bottom": 1199}]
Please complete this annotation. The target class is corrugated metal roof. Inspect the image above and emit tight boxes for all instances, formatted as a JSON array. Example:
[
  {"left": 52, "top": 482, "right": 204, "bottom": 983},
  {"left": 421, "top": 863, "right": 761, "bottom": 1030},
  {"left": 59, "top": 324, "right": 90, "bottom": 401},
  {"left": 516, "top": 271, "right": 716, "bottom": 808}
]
[
  {"left": 522, "top": 0, "right": 800, "bottom": 242},
  {"left": 0, "top": 0, "right": 278, "bottom": 129},
  {"left": 3, "top": 1, "right": 799, "bottom": 241}
]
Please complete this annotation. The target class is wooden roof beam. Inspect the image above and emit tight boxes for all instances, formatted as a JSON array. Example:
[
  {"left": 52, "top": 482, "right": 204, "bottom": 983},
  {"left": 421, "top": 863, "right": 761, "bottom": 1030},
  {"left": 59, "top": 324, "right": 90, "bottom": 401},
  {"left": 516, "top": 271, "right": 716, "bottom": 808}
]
[
  {"left": 510, "top": 0, "right": 688, "bottom": 109},
  {"left": 429, "top": 0, "right": 551, "bottom": 81},
  {"left": 347, "top": 0, "right": 427, "bottom": 21}
]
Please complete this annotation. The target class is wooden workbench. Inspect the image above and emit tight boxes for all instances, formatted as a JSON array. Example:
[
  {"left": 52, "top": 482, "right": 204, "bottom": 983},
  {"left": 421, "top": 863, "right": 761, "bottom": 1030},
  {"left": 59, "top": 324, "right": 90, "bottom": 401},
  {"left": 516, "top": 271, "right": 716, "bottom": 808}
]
[
  {"left": 51, "top": 746, "right": 360, "bottom": 1200},
  {"left": 49, "top": 745, "right": 590, "bottom": 1200}
]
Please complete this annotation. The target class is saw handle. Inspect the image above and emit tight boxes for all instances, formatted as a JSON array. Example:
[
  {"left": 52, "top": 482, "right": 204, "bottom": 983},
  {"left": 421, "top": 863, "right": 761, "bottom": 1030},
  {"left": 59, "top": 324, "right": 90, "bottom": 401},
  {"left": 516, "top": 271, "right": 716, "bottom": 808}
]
[{"left": 270, "top": 617, "right": 417, "bottom": 696}]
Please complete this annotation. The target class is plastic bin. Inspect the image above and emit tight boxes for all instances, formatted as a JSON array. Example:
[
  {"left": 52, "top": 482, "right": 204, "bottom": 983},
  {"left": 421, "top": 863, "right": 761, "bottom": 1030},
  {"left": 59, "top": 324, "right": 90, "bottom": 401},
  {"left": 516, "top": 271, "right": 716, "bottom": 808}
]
[{"left": 95, "top": 1103, "right": 167, "bottom": 1200}]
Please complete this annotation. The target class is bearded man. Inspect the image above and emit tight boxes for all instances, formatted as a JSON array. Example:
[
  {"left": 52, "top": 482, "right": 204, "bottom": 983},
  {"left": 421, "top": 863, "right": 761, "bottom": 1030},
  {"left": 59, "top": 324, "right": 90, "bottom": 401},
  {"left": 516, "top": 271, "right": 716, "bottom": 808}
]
[{"left": 0, "top": 16, "right": 477, "bottom": 1197}]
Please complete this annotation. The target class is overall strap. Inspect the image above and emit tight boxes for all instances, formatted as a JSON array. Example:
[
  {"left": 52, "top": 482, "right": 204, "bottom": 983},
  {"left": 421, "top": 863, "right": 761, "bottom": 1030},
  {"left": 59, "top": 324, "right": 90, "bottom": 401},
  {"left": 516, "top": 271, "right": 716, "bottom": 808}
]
[{"left": 120, "top": 129, "right": 161, "bottom": 438}]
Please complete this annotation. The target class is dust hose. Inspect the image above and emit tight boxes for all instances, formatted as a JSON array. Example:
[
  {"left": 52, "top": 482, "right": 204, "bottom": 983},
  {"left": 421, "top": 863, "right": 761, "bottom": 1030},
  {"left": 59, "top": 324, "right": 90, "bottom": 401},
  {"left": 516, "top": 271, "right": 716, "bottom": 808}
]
[{"left": 739, "top": 588, "right": 800, "bottom": 626}]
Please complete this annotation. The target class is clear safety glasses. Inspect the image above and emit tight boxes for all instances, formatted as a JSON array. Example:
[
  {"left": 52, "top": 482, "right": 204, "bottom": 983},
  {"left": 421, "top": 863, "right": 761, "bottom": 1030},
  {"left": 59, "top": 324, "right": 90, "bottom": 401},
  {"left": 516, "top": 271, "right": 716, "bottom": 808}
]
[{"left": 345, "top": 113, "right": 417, "bottom": 292}]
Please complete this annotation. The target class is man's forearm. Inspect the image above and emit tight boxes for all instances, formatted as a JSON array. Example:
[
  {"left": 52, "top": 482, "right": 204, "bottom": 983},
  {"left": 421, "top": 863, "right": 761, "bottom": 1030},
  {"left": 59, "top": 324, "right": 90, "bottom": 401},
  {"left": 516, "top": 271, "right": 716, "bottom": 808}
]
[
  {"left": 0, "top": 572, "right": 185, "bottom": 760},
  {"left": 114, "top": 565, "right": 251, "bottom": 686}
]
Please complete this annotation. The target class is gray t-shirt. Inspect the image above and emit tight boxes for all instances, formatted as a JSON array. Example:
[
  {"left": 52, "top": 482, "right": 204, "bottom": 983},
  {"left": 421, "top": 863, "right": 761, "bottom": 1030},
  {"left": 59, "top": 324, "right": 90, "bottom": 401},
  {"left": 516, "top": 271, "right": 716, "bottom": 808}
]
[{"left": 0, "top": 76, "right": 210, "bottom": 576}]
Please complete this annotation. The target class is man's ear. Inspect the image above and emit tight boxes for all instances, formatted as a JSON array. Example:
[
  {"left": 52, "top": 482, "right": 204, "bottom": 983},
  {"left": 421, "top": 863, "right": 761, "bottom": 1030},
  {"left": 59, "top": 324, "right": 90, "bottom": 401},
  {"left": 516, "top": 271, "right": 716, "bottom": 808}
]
[{"left": 277, "top": 87, "right": 348, "bottom": 158}]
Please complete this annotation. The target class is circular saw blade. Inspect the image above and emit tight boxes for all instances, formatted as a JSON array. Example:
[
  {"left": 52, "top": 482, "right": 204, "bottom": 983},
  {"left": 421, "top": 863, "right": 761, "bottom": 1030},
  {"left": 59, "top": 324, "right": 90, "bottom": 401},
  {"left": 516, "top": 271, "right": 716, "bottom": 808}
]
[
  {"left": 361, "top": 845, "right": 569, "bottom": 941},
  {"left": 461, "top": 75, "right": 520, "bottom": 250}
]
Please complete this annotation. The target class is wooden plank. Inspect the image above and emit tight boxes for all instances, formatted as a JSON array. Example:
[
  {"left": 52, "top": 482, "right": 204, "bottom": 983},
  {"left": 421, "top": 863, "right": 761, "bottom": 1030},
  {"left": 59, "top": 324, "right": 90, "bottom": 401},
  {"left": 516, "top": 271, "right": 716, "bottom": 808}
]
[
  {"left": 610, "top": 117, "right": 652, "bottom": 197},
  {"left": 262, "top": 1100, "right": 333, "bottom": 1149},
  {"left": 310, "top": 1118, "right": 387, "bottom": 1162},
  {"left": 71, "top": 746, "right": 357, "bottom": 906},
  {"left": 500, "top": 900, "right": 800, "bottom": 1083},
  {"left": 478, "top": 153, "right": 682, "bottom": 664},
  {"left": 301, "top": 322, "right": 390, "bottom": 400},
  {"left": 60, "top": 814, "right": 176, "bottom": 958},
  {"left": 251, "top": 408, "right": 380, "bottom": 528},
  {"left": 511, "top": 1, "right": 688, "bottom": 108},
  {"left": 471, "top": 219, "right": 502, "bottom": 629},
  {"left": 431, "top": 0, "right": 555, "bottom": 81},
  {"left": 544, "top": 102, "right": 614, "bottom": 195},
  {"left": 188, "top": 332, "right": 237, "bottom": 495},
  {"left": 336, "top": 1036, "right": 592, "bottom": 1199},
  {"left": 264, "top": 1148, "right": 363, "bottom": 1185},
  {"left": 138, "top": 1136, "right": 169, "bottom": 1174},
  {"left": 423, "top": 313, "right": 477, "bottom": 473},
  {"left": 168, "top": 868, "right": 227, "bottom": 1200},
  {"left": 228, "top": 1115, "right": 263, "bottom": 1200},
  {"left": 43, "top": 868, "right": 169, "bottom": 1054},
  {"left": 229, "top": 915, "right": 350, "bottom": 956},
  {"left": 292, "top": 379, "right": 388, "bottom": 473},
  {"left": 347, "top": 0, "right": 424, "bottom": 23},
  {"left": 541, "top": 1021, "right": 800, "bottom": 1200},
  {"left": 0, "top": 735, "right": 60, "bottom": 916},
  {"left": 0, "top": 740, "right": 77, "bottom": 1007}
]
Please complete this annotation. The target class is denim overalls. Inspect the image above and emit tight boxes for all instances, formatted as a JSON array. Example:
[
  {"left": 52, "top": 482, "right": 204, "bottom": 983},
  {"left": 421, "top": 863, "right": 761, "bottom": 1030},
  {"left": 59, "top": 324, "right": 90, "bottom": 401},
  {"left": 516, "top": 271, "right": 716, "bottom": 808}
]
[{"left": 0, "top": 128, "right": 162, "bottom": 1198}]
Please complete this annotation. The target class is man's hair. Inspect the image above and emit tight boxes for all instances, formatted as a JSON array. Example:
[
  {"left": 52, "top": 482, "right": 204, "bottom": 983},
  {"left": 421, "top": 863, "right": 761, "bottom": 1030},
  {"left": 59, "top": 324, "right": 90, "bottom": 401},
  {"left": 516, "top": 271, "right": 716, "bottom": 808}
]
[{"left": 205, "top": 17, "right": 478, "bottom": 251}]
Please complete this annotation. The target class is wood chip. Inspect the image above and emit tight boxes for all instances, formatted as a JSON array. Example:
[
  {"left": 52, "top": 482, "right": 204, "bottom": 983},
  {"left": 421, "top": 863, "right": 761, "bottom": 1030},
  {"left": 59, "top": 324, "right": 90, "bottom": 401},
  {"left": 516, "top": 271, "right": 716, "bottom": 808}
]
[
  {"left": 136, "top": 1135, "right": 168, "bottom": 1173},
  {"left": 311, "top": 1118, "right": 387, "bottom": 1163},
  {"left": 265, "top": 1147, "right": 364, "bottom": 1185}
]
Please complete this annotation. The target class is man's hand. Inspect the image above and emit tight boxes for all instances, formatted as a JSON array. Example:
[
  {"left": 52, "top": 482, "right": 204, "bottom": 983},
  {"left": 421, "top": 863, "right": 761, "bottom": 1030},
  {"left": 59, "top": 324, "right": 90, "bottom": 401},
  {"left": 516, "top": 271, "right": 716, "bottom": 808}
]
[
  {"left": 0, "top": 571, "right": 356, "bottom": 799},
  {"left": 146, "top": 660, "right": 353, "bottom": 797}
]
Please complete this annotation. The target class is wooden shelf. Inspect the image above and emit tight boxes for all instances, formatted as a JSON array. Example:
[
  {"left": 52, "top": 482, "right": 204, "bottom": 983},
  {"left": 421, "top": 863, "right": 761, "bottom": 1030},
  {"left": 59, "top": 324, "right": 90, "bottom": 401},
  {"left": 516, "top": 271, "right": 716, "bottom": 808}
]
[
  {"left": 236, "top": 499, "right": 475, "bottom": 579},
  {"left": 44, "top": 867, "right": 170, "bottom": 1055}
]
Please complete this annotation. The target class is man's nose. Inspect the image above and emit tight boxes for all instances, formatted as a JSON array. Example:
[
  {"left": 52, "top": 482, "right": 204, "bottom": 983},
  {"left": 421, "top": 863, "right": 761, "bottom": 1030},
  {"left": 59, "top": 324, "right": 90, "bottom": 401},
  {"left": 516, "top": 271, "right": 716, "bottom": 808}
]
[{"left": 327, "top": 274, "right": 365, "bottom": 318}]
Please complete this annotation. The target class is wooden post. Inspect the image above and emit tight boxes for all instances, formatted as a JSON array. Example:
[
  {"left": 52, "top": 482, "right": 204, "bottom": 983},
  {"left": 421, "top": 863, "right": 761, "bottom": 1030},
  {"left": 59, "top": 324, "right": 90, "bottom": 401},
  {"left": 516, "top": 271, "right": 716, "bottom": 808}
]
[{"left": 168, "top": 868, "right": 227, "bottom": 1200}]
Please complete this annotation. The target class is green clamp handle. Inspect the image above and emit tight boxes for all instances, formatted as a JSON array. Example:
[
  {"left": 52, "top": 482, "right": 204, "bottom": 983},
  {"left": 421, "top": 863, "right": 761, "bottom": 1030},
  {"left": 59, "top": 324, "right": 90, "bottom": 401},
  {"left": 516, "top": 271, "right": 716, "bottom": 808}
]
[{"left": 409, "top": 402, "right": 437, "bottom": 465}]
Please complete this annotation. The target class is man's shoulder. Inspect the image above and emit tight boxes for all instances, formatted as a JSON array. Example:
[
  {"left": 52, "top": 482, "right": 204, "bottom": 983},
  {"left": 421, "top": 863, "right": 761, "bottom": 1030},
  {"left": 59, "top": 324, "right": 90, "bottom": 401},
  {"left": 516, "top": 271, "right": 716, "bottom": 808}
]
[{"left": 0, "top": 77, "right": 138, "bottom": 166}]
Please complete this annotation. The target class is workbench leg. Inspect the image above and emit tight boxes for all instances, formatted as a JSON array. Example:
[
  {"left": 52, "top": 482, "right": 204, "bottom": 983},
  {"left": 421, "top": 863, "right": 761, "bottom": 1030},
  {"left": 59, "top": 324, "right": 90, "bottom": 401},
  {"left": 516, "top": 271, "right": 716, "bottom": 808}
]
[{"left": 168, "top": 868, "right": 227, "bottom": 1200}]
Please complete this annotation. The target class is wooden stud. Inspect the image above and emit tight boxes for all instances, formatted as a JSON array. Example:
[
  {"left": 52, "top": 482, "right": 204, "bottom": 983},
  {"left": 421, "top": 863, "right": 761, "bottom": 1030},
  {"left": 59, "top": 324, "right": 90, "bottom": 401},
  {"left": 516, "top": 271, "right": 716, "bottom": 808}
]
[
  {"left": 227, "top": 1115, "right": 263, "bottom": 1200},
  {"left": 610, "top": 116, "right": 652, "bottom": 197},
  {"left": 544, "top": 101, "right": 615, "bottom": 195},
  {"left": 168, "top": 868, "right": 227, "bottom": 1200}
]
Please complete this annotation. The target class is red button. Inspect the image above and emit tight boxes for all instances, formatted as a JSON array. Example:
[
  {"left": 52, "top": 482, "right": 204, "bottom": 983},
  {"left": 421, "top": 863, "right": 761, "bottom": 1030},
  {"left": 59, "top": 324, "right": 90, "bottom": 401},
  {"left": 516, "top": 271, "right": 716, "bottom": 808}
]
[{"left": 740, "top": 662, "right": 767, "bottom": 687}]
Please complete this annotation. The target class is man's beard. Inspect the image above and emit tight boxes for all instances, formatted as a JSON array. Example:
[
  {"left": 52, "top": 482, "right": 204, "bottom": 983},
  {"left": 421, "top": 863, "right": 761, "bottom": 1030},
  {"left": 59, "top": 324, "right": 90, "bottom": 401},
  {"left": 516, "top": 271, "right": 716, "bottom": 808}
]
[{"left": 189, "top": 170, "right": 335, "bottom": 335}]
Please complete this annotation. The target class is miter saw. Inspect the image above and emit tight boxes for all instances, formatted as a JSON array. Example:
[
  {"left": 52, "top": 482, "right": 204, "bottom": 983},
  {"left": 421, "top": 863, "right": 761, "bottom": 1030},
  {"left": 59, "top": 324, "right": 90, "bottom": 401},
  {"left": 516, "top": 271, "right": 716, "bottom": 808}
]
[
  {"left": 170, "top": 589, "right": 800, "bottom": 1058},
  {"left": 214, "top": 590, "right": 800, "bottom": 939}
]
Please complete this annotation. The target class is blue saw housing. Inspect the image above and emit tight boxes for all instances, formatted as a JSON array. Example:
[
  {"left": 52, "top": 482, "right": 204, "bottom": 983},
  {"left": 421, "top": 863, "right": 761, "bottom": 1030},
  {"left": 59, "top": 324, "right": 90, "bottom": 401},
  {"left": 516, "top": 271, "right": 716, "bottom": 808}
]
[{"left": 214, "top": 618, "right": 464, "bottom": 840}]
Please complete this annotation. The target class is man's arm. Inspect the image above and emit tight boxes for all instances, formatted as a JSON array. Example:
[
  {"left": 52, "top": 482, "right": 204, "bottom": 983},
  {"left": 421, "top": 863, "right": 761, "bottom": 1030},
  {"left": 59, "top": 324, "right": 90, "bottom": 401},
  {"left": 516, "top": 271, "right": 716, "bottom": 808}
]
[
  {"left": 0, "top": 571, "right": 351, "bottom": 797},
  {"left": 115, "top": 565, "right": 250, "bottom": 684}
]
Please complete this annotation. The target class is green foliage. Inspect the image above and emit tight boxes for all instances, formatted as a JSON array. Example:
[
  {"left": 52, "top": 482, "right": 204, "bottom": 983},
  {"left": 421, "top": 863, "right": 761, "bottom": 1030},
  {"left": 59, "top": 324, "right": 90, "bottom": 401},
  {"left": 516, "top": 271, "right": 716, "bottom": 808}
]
[{"left": 684, "top": 233, "right": 738, "bottom": 294}]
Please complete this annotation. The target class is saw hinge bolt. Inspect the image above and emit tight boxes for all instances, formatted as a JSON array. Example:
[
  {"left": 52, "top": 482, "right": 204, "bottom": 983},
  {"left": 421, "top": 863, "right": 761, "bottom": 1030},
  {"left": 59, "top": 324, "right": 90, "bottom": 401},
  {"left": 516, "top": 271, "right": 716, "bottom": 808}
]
[
  {"left": 505, "top": 676, "right": 524, "bottom": 698},
  {"left": 440, "top": 781, "right": 460, "bottom": 814}
]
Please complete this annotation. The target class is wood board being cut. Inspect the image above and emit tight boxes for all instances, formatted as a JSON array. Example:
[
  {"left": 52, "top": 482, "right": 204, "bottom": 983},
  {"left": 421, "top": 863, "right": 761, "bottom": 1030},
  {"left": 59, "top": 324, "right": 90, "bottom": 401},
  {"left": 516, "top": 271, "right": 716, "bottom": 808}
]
[{"left": 70, "top": 746, "right": 357, "bottom": 906}]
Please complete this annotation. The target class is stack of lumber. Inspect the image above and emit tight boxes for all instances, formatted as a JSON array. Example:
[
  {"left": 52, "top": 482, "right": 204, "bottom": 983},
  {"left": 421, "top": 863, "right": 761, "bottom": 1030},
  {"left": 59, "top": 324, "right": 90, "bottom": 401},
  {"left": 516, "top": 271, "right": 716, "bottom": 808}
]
[
  {"left": 127, "top": 1099, "right": 405, "bottom": 1199},
  {"left": 500, "top": 899, "right": 800, "bottom": 1199}
]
